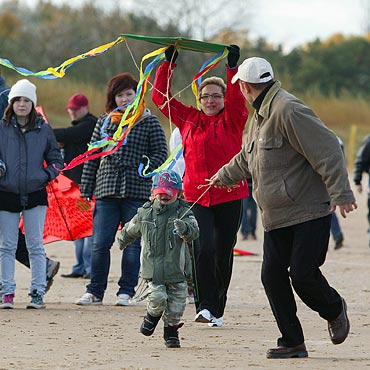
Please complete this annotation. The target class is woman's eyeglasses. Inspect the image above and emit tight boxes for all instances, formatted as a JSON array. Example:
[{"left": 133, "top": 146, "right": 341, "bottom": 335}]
[{"left": 199, "top": 94, "right": 224, "bottom": 102}]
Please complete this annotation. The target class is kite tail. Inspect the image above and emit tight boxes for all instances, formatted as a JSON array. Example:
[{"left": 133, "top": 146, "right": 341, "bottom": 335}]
[
  {"left": 191, "top": 48, "right": 228, "bottom": 107},
  {"left": 138, "top": 142, "right": 183, "bottom": 178},
  {"left": 0, "top": 36, "right": 125, "bottom": 79}
]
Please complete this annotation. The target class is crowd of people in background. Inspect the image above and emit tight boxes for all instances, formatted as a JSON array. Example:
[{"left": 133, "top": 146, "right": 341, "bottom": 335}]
[{"left": 0, "top": 43, "right": 368, "bottom": 354}]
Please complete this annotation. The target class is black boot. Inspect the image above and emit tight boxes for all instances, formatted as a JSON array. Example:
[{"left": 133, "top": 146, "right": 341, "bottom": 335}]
[
  {"left": 163, "top": 323, "right": 184, "bottom": 348},
  {"left": 140, "top": 312, "right": 161, "bottom": 336}
]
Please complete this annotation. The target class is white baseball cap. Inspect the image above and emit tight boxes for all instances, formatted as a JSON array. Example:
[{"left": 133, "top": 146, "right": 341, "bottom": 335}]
[{"left": 231, "top": 57, "right": 274, "bottom": 84}]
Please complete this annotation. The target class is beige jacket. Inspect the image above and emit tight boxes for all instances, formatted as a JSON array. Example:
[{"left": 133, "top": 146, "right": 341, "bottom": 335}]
[{"left": 218, "top": 81, "right": 355, "bottom": 231}]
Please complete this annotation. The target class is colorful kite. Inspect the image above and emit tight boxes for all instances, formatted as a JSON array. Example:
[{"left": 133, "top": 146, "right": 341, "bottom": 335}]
[
  {"left": 43, "top": 173, "right": 94, "bottom": 243},
  {"left": 0, "top": 34, "right": 230, "bottom": 177}
]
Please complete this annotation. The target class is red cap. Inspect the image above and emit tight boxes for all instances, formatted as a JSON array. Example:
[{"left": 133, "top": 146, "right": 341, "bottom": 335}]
[
  {"left": 152, "top": 187, "right": 179, "bottom": 197},
  {"left": 66, "top": 93, "right": 89, "bottom": 110}
]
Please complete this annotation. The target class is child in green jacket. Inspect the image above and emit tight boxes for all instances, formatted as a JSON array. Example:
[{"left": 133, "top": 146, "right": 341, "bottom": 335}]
[{"left": 117, "top": 169, "right": 199, "bottom": 348}]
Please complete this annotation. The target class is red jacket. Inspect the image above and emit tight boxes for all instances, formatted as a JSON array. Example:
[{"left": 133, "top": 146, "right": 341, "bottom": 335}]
[{"left": 153, "top": 61, "right": 249, "bottom": 206}]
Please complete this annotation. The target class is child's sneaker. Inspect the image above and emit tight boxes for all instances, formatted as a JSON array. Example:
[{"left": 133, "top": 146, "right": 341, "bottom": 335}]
[
  {"left": 0, "top": 294, "right": 14, "bottom": 309},
  {"left": 140, "top": 312, "right": 161, "bottom": 336},
  {"left": 26, "top": 290, "right": 45, "bottom": 309},
  {"left": 75, "top": 292, "right": 102, "bottom": 306},
  {"left": 163, "top": 323, "right": 183, "bottom": 348}
]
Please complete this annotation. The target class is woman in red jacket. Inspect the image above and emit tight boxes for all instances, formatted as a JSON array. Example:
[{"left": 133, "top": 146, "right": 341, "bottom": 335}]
[{"left": 152, "top": 45, "right": 249, "bottom": 327}]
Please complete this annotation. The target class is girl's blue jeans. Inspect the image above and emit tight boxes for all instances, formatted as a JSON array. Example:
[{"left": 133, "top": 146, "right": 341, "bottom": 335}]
[{"left": 0, "top": 206, "right": 47, "bottom": 296}]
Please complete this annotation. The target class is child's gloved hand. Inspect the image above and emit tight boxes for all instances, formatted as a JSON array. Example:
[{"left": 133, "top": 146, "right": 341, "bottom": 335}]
[
  {"left": 174, "top": 219, "right": 187, "bottom": 235},
  {"left": 117, "top": 235, "right": 127, "bottom": 251}
]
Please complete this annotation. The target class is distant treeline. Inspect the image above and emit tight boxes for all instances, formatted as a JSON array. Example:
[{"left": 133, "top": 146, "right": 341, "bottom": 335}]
[{"left": 0, "top": 0, "right": 369, "bottom": 98}]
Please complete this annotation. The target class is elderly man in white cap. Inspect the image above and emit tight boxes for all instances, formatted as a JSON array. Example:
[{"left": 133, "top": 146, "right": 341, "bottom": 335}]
[{"left": 208, "top": 57, "right": 357, "bottom": 359}]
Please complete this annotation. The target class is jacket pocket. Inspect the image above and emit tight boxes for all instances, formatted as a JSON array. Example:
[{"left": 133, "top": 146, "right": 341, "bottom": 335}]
[
  {"left": 258, "top": 135, "right": 287, "bottom": 170},
  {"left": 257, "top": 172, "right": 295, "bottom": 210},
  {"left": 27, "top": 170, "right": 49, "bottom": 192}
]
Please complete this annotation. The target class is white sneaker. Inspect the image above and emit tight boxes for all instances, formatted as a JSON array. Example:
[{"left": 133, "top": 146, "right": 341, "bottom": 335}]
[
  {"left": 115, "top": 293, "right": 133, "bottom": 306},
  {"left": 208, "top": 316, "right": 224, "bottom": 327},
  {"left": 188, "top": 293, "right": 195, "bottom": 304},
  {"left": 194, "top": 309, "right": 212, "bottom": 323},
  {"left": 76, "top": 292, "right": 102, "bottom": 306}
]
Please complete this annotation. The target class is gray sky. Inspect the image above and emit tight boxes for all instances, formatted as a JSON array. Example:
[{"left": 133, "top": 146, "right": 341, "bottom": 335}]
[
  {"left": 20, "top": 0, "right": 368, "bottom": 52},
  {"left": 248, "top": 0, "right": 367, "bottom": 51}
]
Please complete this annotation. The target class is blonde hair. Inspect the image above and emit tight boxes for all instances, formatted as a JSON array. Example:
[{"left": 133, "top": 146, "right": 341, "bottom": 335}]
[{"left": 198, "top": 77, "right": 226, "bottom": 98}]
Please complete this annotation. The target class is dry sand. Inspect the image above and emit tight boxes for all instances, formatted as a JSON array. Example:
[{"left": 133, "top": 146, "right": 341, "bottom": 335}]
[{"left": 1, "top": 189, "right": 369, "bottom": 370}]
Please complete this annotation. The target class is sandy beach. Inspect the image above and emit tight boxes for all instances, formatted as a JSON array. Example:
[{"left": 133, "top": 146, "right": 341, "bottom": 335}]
[{"left": 1, "top": 188, "right": 369, "bottom": 370}]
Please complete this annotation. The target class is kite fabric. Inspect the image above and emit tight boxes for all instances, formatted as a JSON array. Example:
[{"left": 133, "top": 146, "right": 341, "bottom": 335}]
[
  {"left": 119, "top": 34, "right": 229, "bottom": 53},
  {"left": 43, "top": 174, "right": 94, "bottom": 243},
  {"left": 233, "top": 248, "right": 256, "bottom": 256},
  {"left": 19, "top": 173, "right": 94, "bottom": 244}
]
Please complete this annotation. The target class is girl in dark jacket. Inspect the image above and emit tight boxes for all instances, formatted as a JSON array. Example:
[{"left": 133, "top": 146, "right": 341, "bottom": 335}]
[{"left": 0, "top": 79, "right": 63, "bottom": 309}]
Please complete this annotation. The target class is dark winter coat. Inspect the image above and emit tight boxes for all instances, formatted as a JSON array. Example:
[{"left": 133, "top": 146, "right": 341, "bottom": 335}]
[
  {"left": 119, "top": 198, "right": 199, "bottom": 285},
  {"left": 53, "top": 112, "right": 97, "bottom": 184},
  {"left": 0, "top": 115, "right": 63, "bottom": 211},
  {"left": 80, "top": 109, "right": 168, "bottom": 200}
]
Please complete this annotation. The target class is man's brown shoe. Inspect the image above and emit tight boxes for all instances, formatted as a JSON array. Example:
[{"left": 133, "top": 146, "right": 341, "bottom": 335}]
[
  {"left": 266, "top": 343, "right": 308, "bottom": 359},
  {"left": 328, "top": 298, "right": 350, "bottom": 345}
]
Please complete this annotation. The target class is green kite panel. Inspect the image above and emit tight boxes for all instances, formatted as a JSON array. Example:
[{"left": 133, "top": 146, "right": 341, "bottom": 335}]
[{"left": 120, "top": 34, "right": 228, "bottom": 53}]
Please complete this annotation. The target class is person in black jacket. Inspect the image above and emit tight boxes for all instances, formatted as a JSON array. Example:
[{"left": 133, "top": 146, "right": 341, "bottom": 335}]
[
  {"left": 353, "top": 134, "right": 370, "bottom": 246},
  {"left": 54, "top": 93, "right": 97, "bottom": 279}
]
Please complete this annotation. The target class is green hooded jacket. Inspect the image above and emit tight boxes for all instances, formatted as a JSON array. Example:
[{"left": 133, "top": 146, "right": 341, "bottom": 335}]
[{"left": 119, "top": 198, "right": 199, "bottom": 284}]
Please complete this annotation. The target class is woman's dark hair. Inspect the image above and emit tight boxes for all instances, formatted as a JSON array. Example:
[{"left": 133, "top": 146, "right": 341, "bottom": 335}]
[
  {"left": 4, "top": 97, "right": 37, "bottom": 129},
  {"left": 105, "top": 73, "right": 138, "bottom": 112}
]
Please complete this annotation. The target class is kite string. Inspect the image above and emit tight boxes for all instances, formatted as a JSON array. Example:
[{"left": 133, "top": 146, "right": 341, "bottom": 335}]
[
  {"left": 178, "top": 181, "right": 240, "bottom": 220},
  {"left": 178, "top": 184, "right": 211, "bottom": 220}
]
